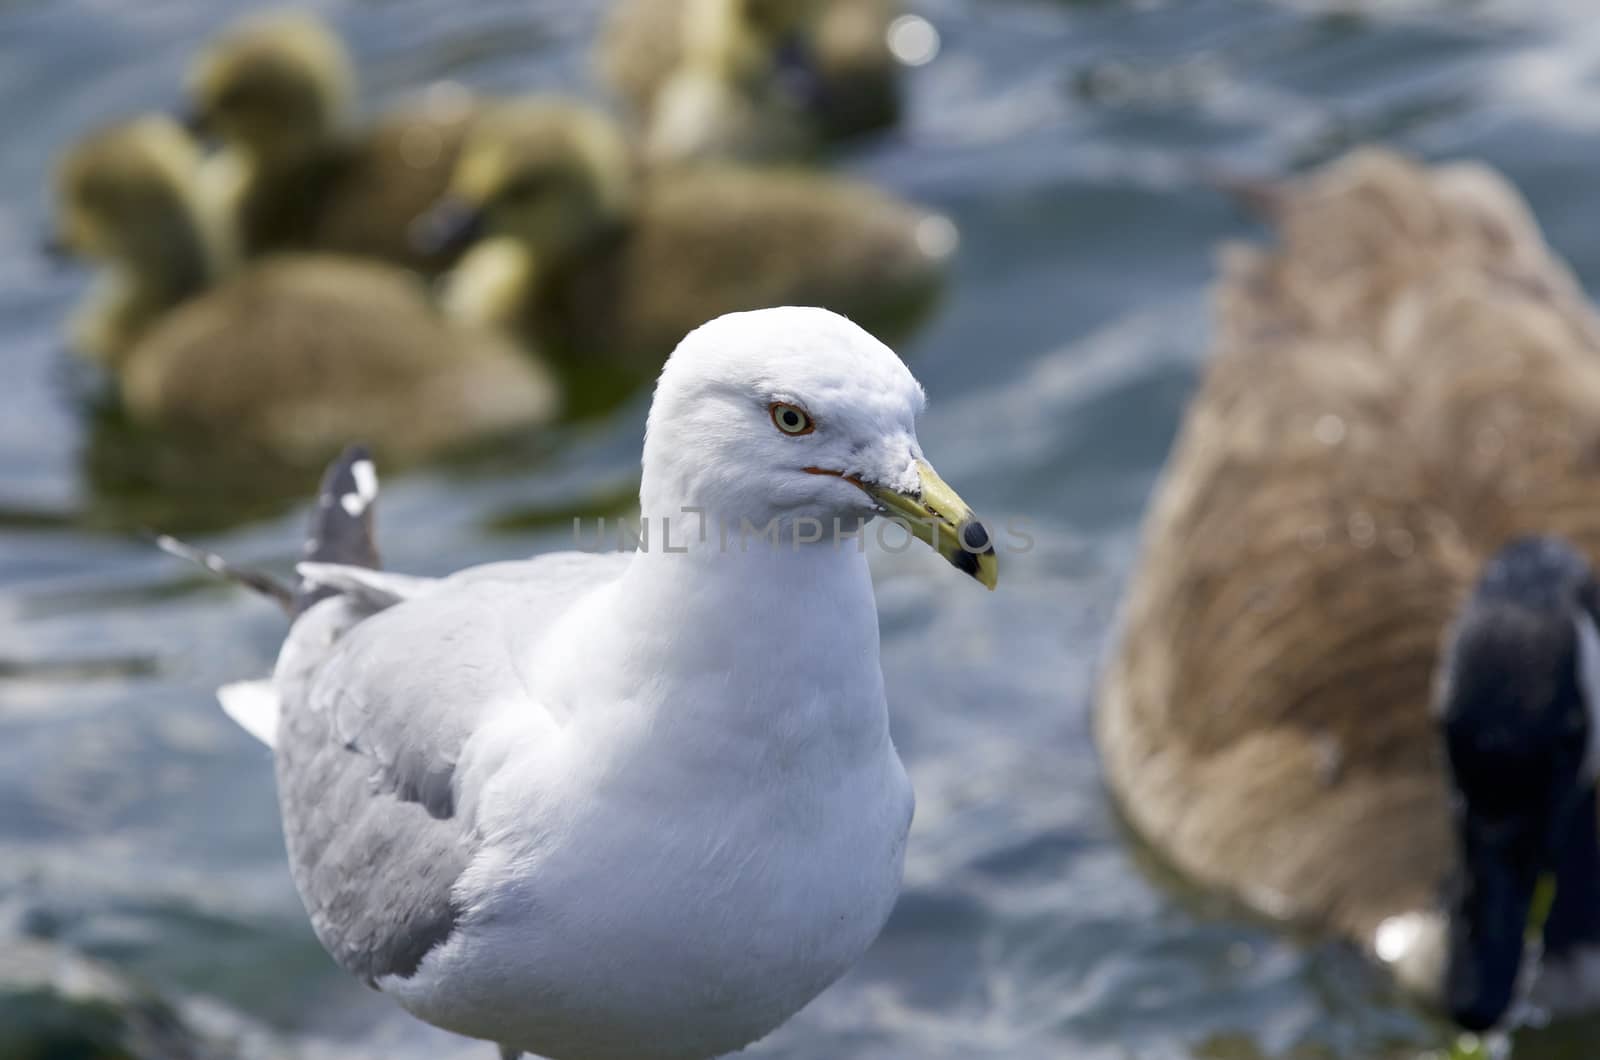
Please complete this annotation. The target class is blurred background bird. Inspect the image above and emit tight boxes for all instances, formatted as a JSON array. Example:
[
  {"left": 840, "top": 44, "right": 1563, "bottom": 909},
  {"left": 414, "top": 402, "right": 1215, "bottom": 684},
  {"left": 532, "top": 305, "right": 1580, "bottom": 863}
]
[
  {"left": 46, "top": 4, "right": 948, "bottom": 496},
  {"left": 1099, "top": 147, "right": 1600, "bottom": 1040},
  {"left": 185, "top": 10, "right": 479, "bottom": 276},
  {"left": 49, "top": 115, "right": 556, "bottom": 468},
  {"left": 597, "top": 0, "right": 914, "bottom": 164},
  {"left": 418, "top": 97, "right": 952, "bottom": 410}
]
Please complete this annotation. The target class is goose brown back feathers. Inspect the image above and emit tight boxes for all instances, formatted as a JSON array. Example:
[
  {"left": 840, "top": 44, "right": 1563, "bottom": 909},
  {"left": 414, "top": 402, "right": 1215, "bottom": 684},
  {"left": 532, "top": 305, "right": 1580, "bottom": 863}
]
[{"left": 1099, "top": 148, "right": 1600, "bottom": 947}]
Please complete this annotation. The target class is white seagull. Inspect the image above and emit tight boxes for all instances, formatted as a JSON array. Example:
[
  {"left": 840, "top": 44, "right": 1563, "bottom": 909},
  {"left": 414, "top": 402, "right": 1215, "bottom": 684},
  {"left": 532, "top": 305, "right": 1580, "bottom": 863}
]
[{"left": 163, "top": 307, "right": 998, "bottom": 1060}]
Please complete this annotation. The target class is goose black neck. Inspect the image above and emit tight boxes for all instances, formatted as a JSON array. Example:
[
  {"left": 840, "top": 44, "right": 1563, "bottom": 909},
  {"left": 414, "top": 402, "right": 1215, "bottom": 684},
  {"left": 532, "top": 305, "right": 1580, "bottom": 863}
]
[{"left": 1543, "top": 785, "right": 1600, "bottom": 958}]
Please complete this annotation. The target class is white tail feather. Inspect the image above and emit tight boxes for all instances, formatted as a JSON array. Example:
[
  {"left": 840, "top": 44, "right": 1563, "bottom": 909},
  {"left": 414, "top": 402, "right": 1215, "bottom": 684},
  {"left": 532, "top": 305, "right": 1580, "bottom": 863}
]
[{"left": 217, "top": 680, "right": 281, "bottom": 748}]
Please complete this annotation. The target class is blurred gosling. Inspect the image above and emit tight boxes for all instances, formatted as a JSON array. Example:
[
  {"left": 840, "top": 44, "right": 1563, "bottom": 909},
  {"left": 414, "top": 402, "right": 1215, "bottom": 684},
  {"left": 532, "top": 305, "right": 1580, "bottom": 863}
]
[
  {"left": 810, "top": 0, "right": 908, "bottom": 139},
  {"left": 188, "top": 9, "right": 473, "bottom": 275},
  {"left": 52, "top": 117, "right": 556, "bottom": 464},
  {"left": 52, "top": 116, "right": 227, "bottom": 363},
  {"left": 418, "top": 98, "right": 954, "bottom": 391},
  {"left": 597, "top": 0, "right": 908, "bottom": 164},
  {"left": 1099, "top": 148, "right": 1600, "bottom": 1033}
]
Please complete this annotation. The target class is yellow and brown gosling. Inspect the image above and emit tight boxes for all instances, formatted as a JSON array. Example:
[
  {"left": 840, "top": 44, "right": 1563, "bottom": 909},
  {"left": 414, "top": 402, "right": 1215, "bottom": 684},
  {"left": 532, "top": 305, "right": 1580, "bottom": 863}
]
[
  {"left": 1099, "top": 148, "right": 1600, "bottom": 1033},
  {"left": 187, "top": 9, "right": 474, "bottom": 275},
  {"left": 51, "top": 116, "right": 556, "bottom": 466},
  {"left": 51, "top": 116, "right": 224, "bottom": 363},
  {"left": 416, "top": 98, "right": 953, "bottom": 407},
  {"left": 597, "top": 0, "right": 910, "bottom": 164},
  {"left": 811, "top": 0, "right": 909, "bottom": 139}
]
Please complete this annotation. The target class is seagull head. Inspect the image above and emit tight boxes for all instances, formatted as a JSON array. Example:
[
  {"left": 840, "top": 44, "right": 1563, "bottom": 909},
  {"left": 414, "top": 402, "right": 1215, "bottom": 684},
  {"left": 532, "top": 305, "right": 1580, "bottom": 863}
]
[{"left": 640, "top": 306, "right": 996, "bottom": 588}]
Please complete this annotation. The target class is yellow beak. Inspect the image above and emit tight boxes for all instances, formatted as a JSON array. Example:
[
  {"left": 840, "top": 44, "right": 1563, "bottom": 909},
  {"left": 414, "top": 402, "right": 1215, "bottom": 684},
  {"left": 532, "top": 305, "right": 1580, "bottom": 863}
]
[{"left": 862, "top": 459, "right": 998, "bottom": 590}]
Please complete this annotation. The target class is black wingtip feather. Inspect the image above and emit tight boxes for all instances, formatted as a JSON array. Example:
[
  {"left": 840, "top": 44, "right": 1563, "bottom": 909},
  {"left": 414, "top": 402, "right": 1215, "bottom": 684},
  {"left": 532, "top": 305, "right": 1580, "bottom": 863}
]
[
  {"left": 149, "top": 445, "right": 386, "bottom": 616},
  {"left": 152, "top": 533, "right": 295, "bottom": 612},
  {"left": 296, "top": 444, "right": 383, "bottom": 615}
]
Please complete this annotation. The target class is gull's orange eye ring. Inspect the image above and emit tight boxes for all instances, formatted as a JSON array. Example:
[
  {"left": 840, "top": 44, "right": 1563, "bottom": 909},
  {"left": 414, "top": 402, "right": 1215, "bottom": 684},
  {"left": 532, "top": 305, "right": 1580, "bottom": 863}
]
[{"left": 769, "top": 402, "right": 815, "bottom": 436}]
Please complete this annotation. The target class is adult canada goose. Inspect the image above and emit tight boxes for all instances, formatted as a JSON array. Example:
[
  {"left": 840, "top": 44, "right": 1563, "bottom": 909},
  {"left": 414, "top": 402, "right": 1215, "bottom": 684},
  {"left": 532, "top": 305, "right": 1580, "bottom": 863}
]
[
  {"left": 187, "top": 10, "right": 473, "bottom": 275},
  {"left": 417, "top": 98, "right": 953, "bottom": 403},
  {"left": 1098, "top": 148, "right": 1600, "bottom": 1033},
  {"left": 51, "top": 116, "right": 555, "bottom": 465},
  {"left": 597, "top": 0, "right": 904, "bottom": 163}
]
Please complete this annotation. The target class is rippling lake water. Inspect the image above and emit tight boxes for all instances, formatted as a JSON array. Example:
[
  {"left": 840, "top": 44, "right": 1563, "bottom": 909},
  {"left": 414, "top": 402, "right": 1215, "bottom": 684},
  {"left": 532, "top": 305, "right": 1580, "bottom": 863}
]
[{"left": 7, "top": 1, "right": 1600, "bottom": 1057}]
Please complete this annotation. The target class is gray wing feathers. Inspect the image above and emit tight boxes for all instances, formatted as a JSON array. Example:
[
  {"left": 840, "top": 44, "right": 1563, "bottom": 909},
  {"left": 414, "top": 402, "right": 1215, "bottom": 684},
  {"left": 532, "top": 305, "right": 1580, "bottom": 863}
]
[
  {"left": 276, "top": 687, "right": 466, "bottom": 983},
  {"left": 273, "top": 591, "right": 503, "bottom": 984},
  {"left": 270, "top": 550, "right": 632, "bottom": 986}
]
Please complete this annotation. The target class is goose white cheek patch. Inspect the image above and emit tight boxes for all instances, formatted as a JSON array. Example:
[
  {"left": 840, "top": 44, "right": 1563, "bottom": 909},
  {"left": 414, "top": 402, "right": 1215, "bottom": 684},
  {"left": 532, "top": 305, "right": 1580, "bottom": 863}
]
[{"left": 1573, "top": 610, "right": 1600, "bottom": 783}]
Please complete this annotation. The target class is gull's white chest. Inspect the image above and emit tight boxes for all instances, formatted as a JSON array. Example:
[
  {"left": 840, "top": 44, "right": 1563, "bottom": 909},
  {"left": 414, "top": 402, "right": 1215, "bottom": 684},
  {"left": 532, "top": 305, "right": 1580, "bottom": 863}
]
[{"left": 386, "top": 691, "right": 915, "bottom": 1060}]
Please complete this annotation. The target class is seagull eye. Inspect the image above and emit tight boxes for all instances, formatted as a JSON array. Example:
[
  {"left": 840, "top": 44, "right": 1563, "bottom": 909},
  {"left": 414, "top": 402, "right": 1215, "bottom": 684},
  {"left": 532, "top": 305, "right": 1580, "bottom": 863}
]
[{"left": 769, "top": 402, "right": 814, "bottom": 436}]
